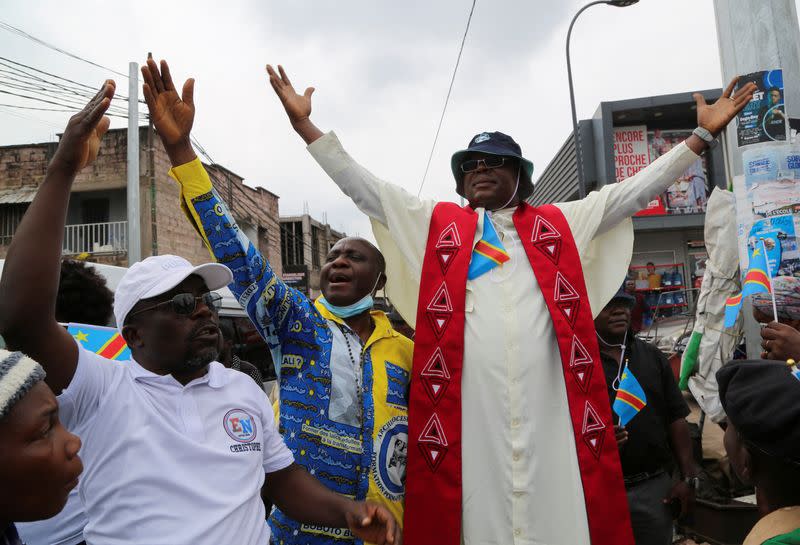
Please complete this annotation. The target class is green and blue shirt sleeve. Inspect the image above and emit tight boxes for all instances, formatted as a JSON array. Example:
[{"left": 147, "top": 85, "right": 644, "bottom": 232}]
[
  {"left": 763, "top": 528, "right": 800, "bottom": 544},
  {"left": 169, "top": 158, "right": 314, "bottom": 373}
]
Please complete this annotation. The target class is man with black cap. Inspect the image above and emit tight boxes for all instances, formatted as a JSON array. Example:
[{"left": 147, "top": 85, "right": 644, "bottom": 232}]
[
  {"left": 596, "top": 288, "right": 696, "bottom": 545},
  {"left": 719, "top": 359, "right": 800, "bottom": 544},
  {"left": 267, "top": 64, "right": 755, "bottom": 545}
]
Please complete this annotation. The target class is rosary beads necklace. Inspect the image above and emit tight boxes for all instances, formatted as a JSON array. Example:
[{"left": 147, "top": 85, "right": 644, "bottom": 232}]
[{"left": 337, "top": 322, "right": 366, "bottom": 423}]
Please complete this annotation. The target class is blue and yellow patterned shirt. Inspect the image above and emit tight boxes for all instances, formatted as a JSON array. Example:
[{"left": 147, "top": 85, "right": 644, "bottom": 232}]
[{"left": 170, "top": 158, "right": 413, "bottom": 545}]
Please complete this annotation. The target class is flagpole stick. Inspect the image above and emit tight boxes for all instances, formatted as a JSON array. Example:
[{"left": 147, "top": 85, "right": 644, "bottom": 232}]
[{"left": 760, "top": 238, "right": 779, "bottom": 321}]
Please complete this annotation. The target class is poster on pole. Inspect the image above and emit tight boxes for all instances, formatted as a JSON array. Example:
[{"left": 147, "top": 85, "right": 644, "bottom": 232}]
[
  {"left": 614, "top": 125, "right": 664, "bottom": 215},
  {"left": 739, "top": 144, "right": 800, "bottom": 277},
  {"left": 735, "top": 69, "right": 788, "bottom": 146}
]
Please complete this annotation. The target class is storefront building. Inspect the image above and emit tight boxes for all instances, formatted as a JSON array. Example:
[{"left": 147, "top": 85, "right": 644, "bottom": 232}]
[{"left": 532, "top": 88, "right": 728, "bottom": 329}]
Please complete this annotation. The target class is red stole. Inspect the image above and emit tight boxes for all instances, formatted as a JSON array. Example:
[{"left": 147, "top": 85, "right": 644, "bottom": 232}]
[{"left": 403, "top": 202, "right": 633, "bottom": 545}]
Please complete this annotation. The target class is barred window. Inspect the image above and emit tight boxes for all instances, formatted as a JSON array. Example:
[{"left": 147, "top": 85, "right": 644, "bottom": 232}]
[
  {"left": 0, "top": 203, "right": 29, "bottom": 245},
  {"left": 280, "top": 221, "right": 304, "bottom": 267}
]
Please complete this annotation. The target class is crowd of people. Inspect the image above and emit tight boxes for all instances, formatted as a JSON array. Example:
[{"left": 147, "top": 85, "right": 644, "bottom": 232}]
[{"left": 1, "top": 56, "right": 797, "bottom": 545}]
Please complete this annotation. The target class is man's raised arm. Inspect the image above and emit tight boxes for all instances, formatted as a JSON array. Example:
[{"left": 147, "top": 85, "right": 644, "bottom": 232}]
[
  {"left": 594, "top": 77, "right": 756, "bottom": 234},
  {"left": 141, "top": 58, "right": 309, "bottom": 355},
  {"left": 267, "top": 64, "right": 406, "bottom": 225},
  {"left": 0, "top": 82, "right": 115, "bottom": 394}
]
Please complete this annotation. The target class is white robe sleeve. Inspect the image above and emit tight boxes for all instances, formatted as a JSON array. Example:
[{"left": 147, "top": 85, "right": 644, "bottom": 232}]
[
  {"left": 307, "top": 132, "right": 437, "bottom": 327},
  {"left": 555, "top": 141, "right": 701, "bottom": 317}
]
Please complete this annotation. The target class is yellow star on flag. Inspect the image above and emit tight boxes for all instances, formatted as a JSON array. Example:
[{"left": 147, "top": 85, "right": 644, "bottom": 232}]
[
  {"left": 753, "top": 247, "right": 762, "bottom": 257},
  {"left": 74, "top": 330, "right": 89, "bottom": 342}
]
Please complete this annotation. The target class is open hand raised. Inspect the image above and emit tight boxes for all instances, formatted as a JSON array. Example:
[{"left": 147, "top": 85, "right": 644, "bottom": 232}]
[
  {"left": 51, "top": 80, "right": 115, "bottom": 175},
  {"left": 266, "top": 64, "right": 314, "bottom": 126},
  {"left": 694, "top": 77, "right": 757, "bottom": 136},
  {"left": 141, "top": 57, "right": 196, "bottom": 164}
]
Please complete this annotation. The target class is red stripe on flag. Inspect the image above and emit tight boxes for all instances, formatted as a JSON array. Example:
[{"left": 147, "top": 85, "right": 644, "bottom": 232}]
[
  {"left": 745, "top": 269, "right": 771, "bottom": 288},
  {"left": 474, "top": 241, "right": 510, "bottom": 264},
  {"left": 726, "top": 294, "right": 742, "bottom": 306},
  {"left": 616, "top": 390, "right": 645, "bottom": 411},
  {"left": 98, "top": 334, "right": 128, "bottom": 359}
]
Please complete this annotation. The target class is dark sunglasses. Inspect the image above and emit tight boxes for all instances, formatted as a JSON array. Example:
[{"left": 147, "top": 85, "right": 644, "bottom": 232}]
[
  {"left": 128, "top": 292, "right": 223, "bottom": 320},
  {"left": 460, "top": 156, "right": 508, "bottom": 173}
]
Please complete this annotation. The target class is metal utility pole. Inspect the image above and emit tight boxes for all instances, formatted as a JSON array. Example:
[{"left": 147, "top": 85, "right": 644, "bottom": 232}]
[
  {"left": 714, "top": 0, "right": 800, "bottom": 357},
  {"left": 566, "top": 0, "right": 640, "bottom": 199},
  {"left": 127, "top": 61, "right": 141, "bottom": 264}
]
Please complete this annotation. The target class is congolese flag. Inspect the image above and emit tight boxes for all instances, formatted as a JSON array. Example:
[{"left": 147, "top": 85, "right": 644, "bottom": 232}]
[
  {"left": 723, "top": 293, "right": 743, "bottom": 328},
  {"left": 613, "top": 366, "right": 647, "bottom": 426},
  {"left": 68, "top": 323, "right": 131, "bottom": 360},
  {"left": 724, "top": 246, "right": 773, "bottom": 328},
  {"left": 742, "top": 246, "right": 772, "bottom": 296},
  {"left": 468, "top": 215, "right": 510, "bottom": 280}
]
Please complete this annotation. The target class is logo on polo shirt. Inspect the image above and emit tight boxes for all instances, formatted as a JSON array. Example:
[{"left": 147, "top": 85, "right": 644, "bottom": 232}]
[
  {"left": 372, "top": 416, "right": 408, "bottom": 501},
  {"left": 223, "top": 408, "right": 258, "bottom": 443}
]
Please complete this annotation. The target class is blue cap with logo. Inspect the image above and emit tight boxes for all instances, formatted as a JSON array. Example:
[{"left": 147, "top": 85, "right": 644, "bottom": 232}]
[{"left": 451, "top": 131, "right": 535, "bottom": 200}]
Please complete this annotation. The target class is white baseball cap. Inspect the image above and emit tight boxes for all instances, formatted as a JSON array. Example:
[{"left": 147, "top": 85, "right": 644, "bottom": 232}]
[{"left": 113, "top": 255, "right": 233, "bottom": 328}]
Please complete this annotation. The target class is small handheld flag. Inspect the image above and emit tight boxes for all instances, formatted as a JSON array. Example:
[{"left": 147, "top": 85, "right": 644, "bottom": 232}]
[
  {"left": 742, "top": 245, "right": 772, "bottom": 299},
  {"left": 724, "top": 293, "right": 743, "bottom": 328},
  {"left": 468, "top": 215, "right": 510, "bottom": 280},
  {"left": 724, "top": 241, "right": 776, "bottom": 327},
  {"left": 788, "top": 359, "right": 800, "bottom": 382},
  {"left": 613, "top": 365, "right": 647, "bottom": 426},
  {"left": 68, "top": 323, "right": 131, "bottom": 360}
]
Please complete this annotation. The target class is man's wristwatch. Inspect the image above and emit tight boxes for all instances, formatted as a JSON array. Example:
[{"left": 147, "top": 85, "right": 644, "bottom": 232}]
[
  {"left": 693, "top": 126, "right": 716, "bottom": 144},
  {"left": 683, "top": 475, "right": 700, "bottom": 491}
]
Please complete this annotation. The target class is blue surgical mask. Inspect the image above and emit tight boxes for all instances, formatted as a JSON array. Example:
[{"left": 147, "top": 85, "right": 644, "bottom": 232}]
[
  {"left": 319, "top": 293, "right": 375, "bottom": 319},
  {"left": 319, "top": 274, "right": 382, "bottom": 319}
]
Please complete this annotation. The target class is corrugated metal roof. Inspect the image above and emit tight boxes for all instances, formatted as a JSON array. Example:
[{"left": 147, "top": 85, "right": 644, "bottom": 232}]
[
  {"left": 529, "top": 135, "right": 579, "bottom": 206},
  {"left": 0, "top": 187, "right": 37, "bottom": 204}
]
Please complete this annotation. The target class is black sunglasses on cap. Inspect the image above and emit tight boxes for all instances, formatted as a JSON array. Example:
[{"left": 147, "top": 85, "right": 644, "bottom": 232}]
[
  {"left": 127, "top": 292, "right": 223, "bottom": 321},
  {"left": 460, "top": 156, "right": 509, "bottom": 173}
]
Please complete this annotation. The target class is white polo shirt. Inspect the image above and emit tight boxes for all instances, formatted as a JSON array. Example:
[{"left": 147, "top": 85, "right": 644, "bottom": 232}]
[{"left": 58, "top": 341, "right": 294, "bottom": 545}]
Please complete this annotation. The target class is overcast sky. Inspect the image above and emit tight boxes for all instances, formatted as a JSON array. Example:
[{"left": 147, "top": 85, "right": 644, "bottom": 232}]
[{"left": 0, "top": 0, "right": 795, "bottom": 238}]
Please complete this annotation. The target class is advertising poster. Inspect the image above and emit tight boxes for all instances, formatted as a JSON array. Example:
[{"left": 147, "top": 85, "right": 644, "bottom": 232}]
[
  {"left": 281, "top": 264, "right": 309, "bottom": 295},
  {"left": 735, "top": 146, "right": 800, "bottom": 317},
  {"left": 743, "top": 145, "right": 800, "bottom": 218},
  {"left": 736, "top": 69, "right": 787, "bottom": 146},
  {"left": 747, "top": 215, "right": 797, "bottom": 275},
  {"left": 648, "top": 129, "right": 710, "bottom": 214},
  {"left": 614, "top": 125, "right": 664, "bottom": 215}
]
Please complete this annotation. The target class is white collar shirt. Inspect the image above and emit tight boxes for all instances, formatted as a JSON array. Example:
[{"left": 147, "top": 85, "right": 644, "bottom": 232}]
[{"left": 57, "top": 340, "right": 294, "bottom": 545}]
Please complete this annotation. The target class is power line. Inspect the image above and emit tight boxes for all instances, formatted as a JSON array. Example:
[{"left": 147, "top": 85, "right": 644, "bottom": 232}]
[
  {"left": 417, "top": 0, "right": 477, "bottom": 197},
  {"left": 0, "top": 57, "right": 148, "bottom": 121},
  {"left": 0, "top": 105, "right": 62, "bottom": 129},
  {"left": 0, "top": 21, "right": 129, "bottom": 79},
  {"left": 0, "top": 102, "right": 73, "bottom": 112},
  {"left": 0, "top": 87, "right": 138, "bottom": 120},
  {"left": 0, "top": 80, "right": 133, "bottom": 116},
  {"left": 0, "top": 56, "right": 141, "bottom": 102}
]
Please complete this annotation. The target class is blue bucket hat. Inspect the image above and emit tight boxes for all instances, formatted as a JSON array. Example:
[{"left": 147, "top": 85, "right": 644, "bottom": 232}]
[
  {"left": 609, "top": 284, "right": 636, "bottom": 308},
  {"left": 451, "top": 131, "right": 535, "bottom": 200}
]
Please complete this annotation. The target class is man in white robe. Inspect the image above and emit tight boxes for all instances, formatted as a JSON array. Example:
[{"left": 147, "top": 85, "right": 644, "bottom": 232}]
[{"left": 266, "top": 64, "right": 755, "bottom": 545}]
